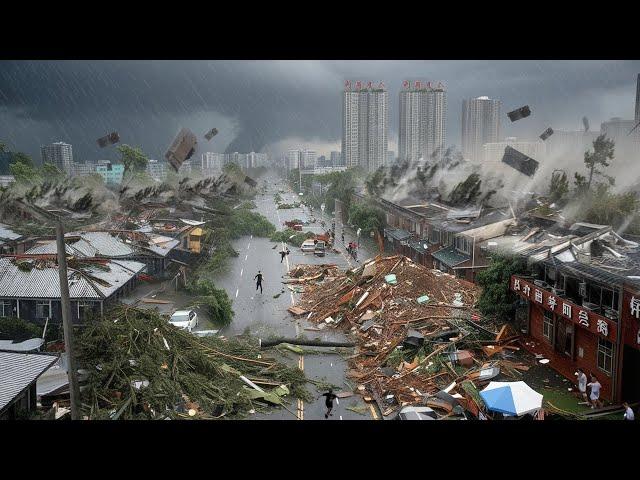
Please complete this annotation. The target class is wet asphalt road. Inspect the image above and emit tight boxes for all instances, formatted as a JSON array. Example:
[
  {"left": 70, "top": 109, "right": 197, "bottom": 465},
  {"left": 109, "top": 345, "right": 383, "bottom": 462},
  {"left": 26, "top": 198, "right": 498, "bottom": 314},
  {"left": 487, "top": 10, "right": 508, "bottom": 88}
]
[{"left": 211, "top": 174, "right": 379, "bottom": 420}]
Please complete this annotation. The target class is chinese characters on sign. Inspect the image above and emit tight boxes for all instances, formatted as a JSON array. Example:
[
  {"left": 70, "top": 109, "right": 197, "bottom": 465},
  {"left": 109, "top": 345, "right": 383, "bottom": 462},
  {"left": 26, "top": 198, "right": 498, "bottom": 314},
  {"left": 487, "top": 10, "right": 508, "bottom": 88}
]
[
  {"left": 578, "top": 310, "right": 590, "bottom": 328},
  {"left": 562, "top": 303, "right": 572, "bottom": 317},
  {"left": 534, "top": 289, "right": 543, "bottom": 303},
  {"left": 596, "top": 319, "right": 608, "bottom": 337},
  {"left": 523, "top": 284, "right": 531, "bottom": 296},
  {"left": 514, "top": 279, "right": 520, "bottom": 291},
  {"left": 631, "top": 296, "right": 640, "bottom": 319},
  {"left": 548, "top": 296, "right": 557, "bottom": 310}
]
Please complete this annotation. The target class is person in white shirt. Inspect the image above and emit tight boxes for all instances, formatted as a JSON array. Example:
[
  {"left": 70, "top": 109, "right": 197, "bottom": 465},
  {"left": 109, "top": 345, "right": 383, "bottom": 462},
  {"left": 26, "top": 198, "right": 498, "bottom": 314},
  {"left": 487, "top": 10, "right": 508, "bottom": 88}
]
[
  {"left": 587, "top": 375, "right": 603, "bottom": 409},
  {"left": 576, "top": 368, "right": 588, "bottom": 402},
  {"left": 623, "top": 402, "right": 635, "bottom": 421}
]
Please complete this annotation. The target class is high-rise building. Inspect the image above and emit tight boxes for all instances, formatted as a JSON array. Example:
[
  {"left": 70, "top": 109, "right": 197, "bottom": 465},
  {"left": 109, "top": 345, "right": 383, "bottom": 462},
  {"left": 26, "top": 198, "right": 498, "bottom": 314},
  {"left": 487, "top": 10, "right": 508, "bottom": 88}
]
[
  {"left": 146, "top": 159, "right": 168, "bottom": 181},
  {"left": 635, "top": 73, "right": 640, "bottom": 124},
  {"left": 201, "top": 152, "right": 225, "bottom": 172},
  {"left": 286, "top": 150, "right": 300, "bottom": 171},
  {"left": 461, "top": 96, "right": 501, "bottom": 162},
  {"left": 398, "top": 81, "right": 447, "bottom": 162},
  {"left": 330, "top": 151, "right": 342, "bottom": 167},
  {"left": 71, "top": 161, "right": 97, "bottom": 177},
  {"left": 600, "top": 117, "right": 640, "bottom": 159},
  {"left": 299, "top": 150, "right": 316, "bottom": 170},
  {"left": 386, "top": 150, "right": 395, "bottom": 166},
  {"left": 96, "top": 161, "right": 124, "bottom": 185},
  {"left": 41, "top": 142, "right": 73, "bottom": 174},
  {"left": 342, "top": 81, "right": 388, "bottom": 172}
]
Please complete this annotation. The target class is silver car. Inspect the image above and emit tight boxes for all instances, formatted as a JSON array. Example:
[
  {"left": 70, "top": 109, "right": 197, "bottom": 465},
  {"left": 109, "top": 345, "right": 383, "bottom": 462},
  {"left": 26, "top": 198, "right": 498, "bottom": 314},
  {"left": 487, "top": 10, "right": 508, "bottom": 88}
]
[{"left": 169, "top": 310, "right": 198, "bottom": 332}]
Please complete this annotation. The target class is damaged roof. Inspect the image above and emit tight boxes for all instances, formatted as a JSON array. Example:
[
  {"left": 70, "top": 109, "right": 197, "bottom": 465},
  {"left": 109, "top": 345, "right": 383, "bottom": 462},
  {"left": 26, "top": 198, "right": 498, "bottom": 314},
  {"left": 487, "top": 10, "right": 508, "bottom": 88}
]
[
  {"left": 27, "top": 231, "right": 136, "bottom": 258},
  {"left": 432, "top": 245, "right": 470, "bottom": 268},
  {"left": 0, "top": 223, "right": 22, "bottom": 242},
  {"left": 384, "top": 228, "right": 412, "bottom": 241},
  {"left": 0, "top": 258, "right": 145, "bottom": 299}
]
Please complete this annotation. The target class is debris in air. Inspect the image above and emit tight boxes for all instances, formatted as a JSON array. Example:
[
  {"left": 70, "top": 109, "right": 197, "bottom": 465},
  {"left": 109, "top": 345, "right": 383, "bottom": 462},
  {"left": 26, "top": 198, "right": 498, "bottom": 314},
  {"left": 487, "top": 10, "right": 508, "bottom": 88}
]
[
  {"left": 96, "top": 132, "right": 120, "bottom": 148},
  {"left": 501, "top": 145, "right": 539, "bottom": 177},
  {"left": 539, "top": 127, "right": 554, "bottom": 141},
  {"left": 165, "top": 128, "right": 198, "bottom": 172},
  {"left": 204, "top": 128, "right": 219, "bottom": 141},
  {"left": 507, "top": 105, "right": 531, "bottom": 122}
]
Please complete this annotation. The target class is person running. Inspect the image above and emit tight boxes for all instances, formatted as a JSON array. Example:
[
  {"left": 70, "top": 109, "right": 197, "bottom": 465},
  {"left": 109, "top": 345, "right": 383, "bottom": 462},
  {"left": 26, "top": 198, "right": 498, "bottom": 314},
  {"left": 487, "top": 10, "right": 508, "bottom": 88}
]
[
  {"left": 623, "top": 402, "right": 635, "bottom": 421},
  {"left": 279, "top": 250, "right": 287, "bottom": 263},
  {"left": 254, "top": 271, "right": 263, "bottom": 294},
  {"left": 321, "top": 389, "right": 338, "bottom": 419},
  {"left": 587, "top": 374, "right": 603, "bottom": 409}
]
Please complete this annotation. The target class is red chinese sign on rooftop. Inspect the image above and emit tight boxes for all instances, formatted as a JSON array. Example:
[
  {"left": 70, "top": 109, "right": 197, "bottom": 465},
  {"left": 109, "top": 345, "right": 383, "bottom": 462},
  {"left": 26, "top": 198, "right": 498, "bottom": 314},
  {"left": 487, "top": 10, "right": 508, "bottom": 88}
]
[{"left": 510, "top": 275, "right": 617, "bottom": 340}]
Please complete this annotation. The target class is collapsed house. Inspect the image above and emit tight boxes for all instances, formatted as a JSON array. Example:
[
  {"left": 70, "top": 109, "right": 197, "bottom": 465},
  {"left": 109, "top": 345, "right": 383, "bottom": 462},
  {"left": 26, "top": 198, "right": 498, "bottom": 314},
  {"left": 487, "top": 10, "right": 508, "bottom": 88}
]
[
  {"left": 0, "top": 223, "right": 36, "bottom": 255},
  {"left": 0, "top": 256, "right": 145, "bottom": 324}
]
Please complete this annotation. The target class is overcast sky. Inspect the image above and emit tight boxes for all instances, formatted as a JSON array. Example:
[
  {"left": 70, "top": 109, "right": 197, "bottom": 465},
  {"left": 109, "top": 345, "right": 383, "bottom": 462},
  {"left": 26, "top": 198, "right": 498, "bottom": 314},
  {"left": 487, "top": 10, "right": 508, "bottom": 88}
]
[{"left": 0, "top": 60, "right": 638, "bottom": 163}]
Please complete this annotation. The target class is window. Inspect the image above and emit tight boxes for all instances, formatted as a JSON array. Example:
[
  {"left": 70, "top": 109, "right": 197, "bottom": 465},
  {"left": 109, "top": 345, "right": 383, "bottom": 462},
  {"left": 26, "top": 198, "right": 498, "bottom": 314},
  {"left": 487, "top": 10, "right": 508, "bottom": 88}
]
[
  {"left": 0, "top": 300, "right": 12, "bottom": 317},
  {"left": 597, "top": 338, "right": 614, "bottom": 375},
  {"left": 430, "top": 228, "right": 440, "bottom": 244},
  {"left": 78, "top": 302, "right": 92, "bottom": 321},
  {"left": 543, "top": 310, "right": 554, "bottom": 342},
  {"left": 455, "top": 235, "right": 471, "bottom": 254},
  {"left": 36, "top": 301, "right": 51, "bottom": 319}
]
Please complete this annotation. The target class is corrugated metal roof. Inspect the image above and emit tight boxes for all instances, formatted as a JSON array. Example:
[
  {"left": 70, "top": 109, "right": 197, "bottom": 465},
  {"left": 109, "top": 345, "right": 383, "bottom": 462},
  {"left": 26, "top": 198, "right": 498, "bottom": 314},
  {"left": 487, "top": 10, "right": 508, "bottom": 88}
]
[
  {"left": 0, "top": 258, "right": 145, "bottom": 299},
  {"left": 0, "top": 223, "right": 22, "bottom": 241},
  {"left": 385, "top": 228, "right": 412, "bottom": 241},
  {"left": 432, "top": 246, "right": 470, "bottom": 268},
  {"left": 0, "top": 352, "right": 58, "bottom": 412},
  {"left": 26, "top": 232, "right": 135, "bottom": 258}
]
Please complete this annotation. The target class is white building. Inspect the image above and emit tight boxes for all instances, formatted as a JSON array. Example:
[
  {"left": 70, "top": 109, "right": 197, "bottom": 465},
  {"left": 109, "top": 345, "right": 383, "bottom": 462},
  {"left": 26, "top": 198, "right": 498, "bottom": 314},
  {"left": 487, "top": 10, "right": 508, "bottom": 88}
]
[
  {"left": 462, "top": 96, "right": 501, "bottom": 162},
  {"left": 201, "top": 152, "right": 225, "bottom": 172},
  {"left": 483, "top": 137, "right": 546, "bottom": 166},
  {"left": 342, "top": 81, "right": 388, "bottom": 172},
  {"left": 41, "top": 142, "right": 73, "bottom": 174},
  {"left": 71, "top": 162, "right": 96, "bottom": 177},
  {"left": 398, "top": 81, "right": 447, "bottom": 162},
  {"left": 146, "top": 159, "right": 168, "bottom": 181},
  {"left": 330, "top": 151, "right": 342, "bottom": 167}
]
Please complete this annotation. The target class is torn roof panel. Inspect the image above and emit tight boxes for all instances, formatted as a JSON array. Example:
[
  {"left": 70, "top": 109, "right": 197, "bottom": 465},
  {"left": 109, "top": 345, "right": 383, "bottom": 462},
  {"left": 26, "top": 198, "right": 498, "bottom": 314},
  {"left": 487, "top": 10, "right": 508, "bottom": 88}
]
[
  {"left": 432, "top": 245, "right": 470, "bottom": 268},
  {"left": 0, "top": 352, "right": 58, "bottom": 412},
  {"left": 0, "top": 223, "right": 22, "bottom": 241}
]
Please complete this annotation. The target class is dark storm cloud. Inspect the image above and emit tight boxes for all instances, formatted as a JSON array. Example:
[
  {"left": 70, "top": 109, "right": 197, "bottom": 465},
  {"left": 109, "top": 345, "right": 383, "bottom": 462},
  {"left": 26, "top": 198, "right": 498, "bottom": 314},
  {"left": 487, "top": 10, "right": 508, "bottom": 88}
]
[{"left": 0, "top": 60, "right": 638, "bottom": 163}]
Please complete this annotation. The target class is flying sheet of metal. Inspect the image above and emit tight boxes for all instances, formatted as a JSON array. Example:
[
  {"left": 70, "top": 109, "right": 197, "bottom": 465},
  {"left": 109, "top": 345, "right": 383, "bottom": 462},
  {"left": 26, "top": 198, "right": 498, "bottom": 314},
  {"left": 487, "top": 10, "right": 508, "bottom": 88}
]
[
  {"left": 165, "top": 128, "right": 197, "bottom": 172},
  {"left": 96, "top": 131, "right": 120, "bottom": 148},
  {"left": 539, "top": 127, "right": 554, "bottom": 141},
  {"left": 204, "top": 128, "right": 219, "bottom": 141},
  {"left": 507, "top": 105, "right": 531, "bottom": 122},
  {"left": 501, "top": 146, "right": 539, "bottom": 177}
]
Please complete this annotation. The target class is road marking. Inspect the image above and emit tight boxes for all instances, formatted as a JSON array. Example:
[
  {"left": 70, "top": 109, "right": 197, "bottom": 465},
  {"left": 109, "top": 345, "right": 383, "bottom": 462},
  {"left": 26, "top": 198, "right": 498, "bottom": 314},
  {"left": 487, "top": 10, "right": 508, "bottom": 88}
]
[
  {"left": 235, "top": 289, "right": 239, "bottom": 298},
  {"left": 247, "top": 243, "right": 251, "bottom": 250},
  {"left": 340, "top": 416, "right": 343, "bottom": 420},
  {"left": 240, "top": 268, "right": 243, "bottom": 277},
  {"left": 245, "top": 254, "right": 248, "bottom": 261}
]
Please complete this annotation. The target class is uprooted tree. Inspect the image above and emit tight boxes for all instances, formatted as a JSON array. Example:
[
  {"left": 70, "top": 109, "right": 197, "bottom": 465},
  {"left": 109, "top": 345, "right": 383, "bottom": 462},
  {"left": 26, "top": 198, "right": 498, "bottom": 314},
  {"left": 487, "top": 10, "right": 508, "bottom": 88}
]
[{"left": 476, "top": 253, "right": 527, "bottom": 321}]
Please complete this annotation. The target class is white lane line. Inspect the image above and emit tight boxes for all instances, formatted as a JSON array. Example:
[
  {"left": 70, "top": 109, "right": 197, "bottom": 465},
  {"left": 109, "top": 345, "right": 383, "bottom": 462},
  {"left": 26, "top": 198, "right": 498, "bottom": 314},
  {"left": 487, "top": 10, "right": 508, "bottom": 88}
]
[
  {"left": 240, "top": 268, "right": 243, "bottom": 277},
  {"left": 235, "top": 289, "right": 239, "bottom": 298},
  {"left": 245, "top": 254, "right": 248, "bottom": 261},
  {"left": 251, "top": 235, "right": 253, "bottom": 240},
  {"left": 340, "top": 416, "right": 343, "bottom": 420},
  {"left": 247, "top": 243, "right": 251, "bottom": 250}
]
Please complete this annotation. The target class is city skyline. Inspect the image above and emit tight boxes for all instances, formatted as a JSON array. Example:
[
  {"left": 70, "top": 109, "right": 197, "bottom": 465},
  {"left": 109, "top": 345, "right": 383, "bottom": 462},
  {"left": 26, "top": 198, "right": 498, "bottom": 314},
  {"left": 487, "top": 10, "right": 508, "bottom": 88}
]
[{"left": 1, "top": 61, "right": 639, "bottom": 164}]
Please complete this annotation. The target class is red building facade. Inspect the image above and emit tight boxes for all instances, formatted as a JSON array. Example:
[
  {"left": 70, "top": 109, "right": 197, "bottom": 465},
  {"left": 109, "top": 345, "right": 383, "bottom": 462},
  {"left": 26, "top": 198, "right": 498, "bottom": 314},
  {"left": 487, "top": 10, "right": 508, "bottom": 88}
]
[{"left": 511, "top": 275, "right": 640, "bottom": 402}]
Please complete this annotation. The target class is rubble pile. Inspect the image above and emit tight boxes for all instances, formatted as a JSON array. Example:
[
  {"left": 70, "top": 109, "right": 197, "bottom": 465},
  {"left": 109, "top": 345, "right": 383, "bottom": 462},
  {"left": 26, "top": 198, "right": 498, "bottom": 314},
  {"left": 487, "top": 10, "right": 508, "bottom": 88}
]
[
  {"left": 288, "top": 255, "right": 536, "bottom": 419},
  {"left": 78, "top": 306, "right": 310, "bottom": 420}
]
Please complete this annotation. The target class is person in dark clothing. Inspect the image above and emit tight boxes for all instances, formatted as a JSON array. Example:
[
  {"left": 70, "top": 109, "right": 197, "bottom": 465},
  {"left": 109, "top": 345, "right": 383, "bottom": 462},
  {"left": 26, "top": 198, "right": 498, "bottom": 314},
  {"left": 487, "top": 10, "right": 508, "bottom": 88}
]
[
  {"left": 254, "top": 271, "right": 263, "bottom": 293},
  {"left": 341, "top": 231, "right": 345, "bottom": 242},
  {"left": 279, "top": 250, "right": 287, "bottom": 263},
  {"left": 321, "top": 389, "right": 338, "bottom": 418}
]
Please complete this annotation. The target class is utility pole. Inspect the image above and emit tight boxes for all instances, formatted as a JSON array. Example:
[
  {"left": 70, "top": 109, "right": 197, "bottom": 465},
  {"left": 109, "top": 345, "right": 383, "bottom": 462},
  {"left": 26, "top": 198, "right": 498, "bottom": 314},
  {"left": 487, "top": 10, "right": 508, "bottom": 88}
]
[{"left": 56, "top": 221, "right": 81, "bottom": 420}]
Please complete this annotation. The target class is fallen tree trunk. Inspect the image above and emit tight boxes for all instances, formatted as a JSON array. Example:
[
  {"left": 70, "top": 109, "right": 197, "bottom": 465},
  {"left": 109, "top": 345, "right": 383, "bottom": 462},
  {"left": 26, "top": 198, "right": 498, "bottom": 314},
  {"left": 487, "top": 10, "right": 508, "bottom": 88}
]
[{"left": 260, "top": 338, "right": 355, "bottom": 348}]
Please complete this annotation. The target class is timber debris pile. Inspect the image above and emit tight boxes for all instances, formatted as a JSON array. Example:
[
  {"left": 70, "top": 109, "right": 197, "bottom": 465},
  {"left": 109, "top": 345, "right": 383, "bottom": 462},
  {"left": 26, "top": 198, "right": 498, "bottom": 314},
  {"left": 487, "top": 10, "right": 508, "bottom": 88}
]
[
  {"left": 77, "top": 306, "right": 309, "bottom": 420},
  {"left": 286, "top": 255, "right": 538, "bottom": 419}
]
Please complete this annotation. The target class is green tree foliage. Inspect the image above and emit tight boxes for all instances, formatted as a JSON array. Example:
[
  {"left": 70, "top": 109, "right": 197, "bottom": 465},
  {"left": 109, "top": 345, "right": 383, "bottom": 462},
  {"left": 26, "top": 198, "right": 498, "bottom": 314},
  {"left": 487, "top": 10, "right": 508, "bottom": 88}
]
[
  {"left": 9, "top": 160, "right": 42, "bottom": 184},
  {"left": 117, "top": 145, "right": 149, "bottom": 173},
  {"left": 348, "top": 202, "right": 385, "bottom": 235},
  {"left": 0, "top": 317, "right": 42, "bottom": 342},
  {"left": 580, "top": 184, "right": 638, "bottom": 229},
  {"left": 549, "top": 171, "right": 569, "bottom": 203},
  {"left": 584, "top": 134, "right": 615, "bottom": 190},
  {"left": 187, "top": 279, "right": 234, "bottom": 327},
  {"left": 364, "top": 167, "right": 386, "bottom": 196},
  {"left": 449, "top": 173, "right": 482, "bottom": 206},
  {"left": 11, "top": 152, "right": 33, "bottom": 167},
  {"left": 223, "top": 162, "right": 244, "bottom": 179},
  {"left": 476, "top": 254, "right": 527, "bottom": 320},
  {"left": 0, "top": 141, "right": 6, "bottom": 152},
  {"left": 41, "top": 162, "right": 64, "bottom": 180}
]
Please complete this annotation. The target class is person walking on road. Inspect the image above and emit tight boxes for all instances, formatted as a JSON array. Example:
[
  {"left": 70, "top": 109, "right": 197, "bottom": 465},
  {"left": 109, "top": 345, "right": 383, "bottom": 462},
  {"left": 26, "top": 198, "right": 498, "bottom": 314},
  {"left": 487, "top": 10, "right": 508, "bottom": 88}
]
[
  {"left": 587, "top": 374, "right": 603, "bottom": 409},
  {"left": 623, "top": 402, "right": 635, "bottom": 420},
  {"left": 279, "top": 248, "right": 291, "bottom": 263},
  {"left": 576, "top": 368, "right": 588, "bottom": 403},
  {"left": 321, "top": 389, "right": 338, "bottom": 419},
  {"left": 341, "top": 230, "right": 345, "bottom": 243},
  {"left": 254, "top": 271, "right": 263, "bottom": 294}
]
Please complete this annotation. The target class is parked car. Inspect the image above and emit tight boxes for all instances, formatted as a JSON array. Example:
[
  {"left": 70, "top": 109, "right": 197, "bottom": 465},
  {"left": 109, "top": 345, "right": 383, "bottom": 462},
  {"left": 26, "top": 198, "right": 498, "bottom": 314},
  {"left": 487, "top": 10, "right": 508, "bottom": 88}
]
[
  {"left": 301, "top": 239, "right": 316, "bottom": 252},
  {"left": 169, "top": 310, "right": 198, "bottom": 332},
  {"left": 314, "top": 240, "right": 326, "bottom": 256}
]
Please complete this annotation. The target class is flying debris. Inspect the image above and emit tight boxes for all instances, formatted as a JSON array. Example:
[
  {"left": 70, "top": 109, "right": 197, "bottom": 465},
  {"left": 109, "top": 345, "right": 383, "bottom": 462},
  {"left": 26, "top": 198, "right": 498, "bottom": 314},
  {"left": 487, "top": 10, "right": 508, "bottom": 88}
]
[
  {"left": 539, "top": 127, "right": 554, "bottom": 141},
  {"left": 582, "top": 116, "right": 590, "bottom": 132},
  {"left": 165, "top": 128, "right": 197, "bottom": 172},
  {"left": 507, "top": 105, "right": 531, "bottom": 122},
  {"left": 96, "top": 132, "right": 120, "bottom": 148},
  {"left": 204, "top": 128, "right": 219, "bottom": 141},
  {"left": 501, "top": 146, "right": 539, "bottom": 177}
]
